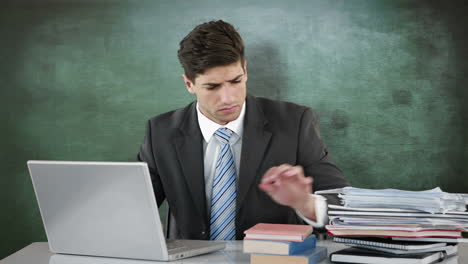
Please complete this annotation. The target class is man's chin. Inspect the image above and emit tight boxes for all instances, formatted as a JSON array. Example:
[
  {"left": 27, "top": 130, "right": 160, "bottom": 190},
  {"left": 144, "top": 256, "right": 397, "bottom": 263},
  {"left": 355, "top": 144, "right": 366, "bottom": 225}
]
[{"left": 216, "top": 112, "right": 241, "bottom": 124}]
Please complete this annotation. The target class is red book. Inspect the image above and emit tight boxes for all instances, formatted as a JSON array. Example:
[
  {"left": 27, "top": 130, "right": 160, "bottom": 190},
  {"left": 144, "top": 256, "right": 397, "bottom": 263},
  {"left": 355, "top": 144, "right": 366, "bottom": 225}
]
[
  {"left": 244, "top": 223, "right": 313, "bottom": 242},
  {"left": 325, "top": 225, "right": 462, "bottom": 238}
]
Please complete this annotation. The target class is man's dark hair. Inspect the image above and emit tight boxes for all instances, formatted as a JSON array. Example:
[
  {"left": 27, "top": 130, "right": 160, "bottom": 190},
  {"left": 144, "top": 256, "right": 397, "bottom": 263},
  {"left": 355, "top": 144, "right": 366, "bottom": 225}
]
[{"left": 178, "top": 20, "right": 245, "bottom": 82}]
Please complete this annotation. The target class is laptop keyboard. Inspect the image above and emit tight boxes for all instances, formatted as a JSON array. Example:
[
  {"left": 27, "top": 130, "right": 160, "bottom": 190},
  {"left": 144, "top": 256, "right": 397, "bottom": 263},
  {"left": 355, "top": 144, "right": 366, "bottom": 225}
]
[{"left": 167, "top": 240, "right": 189, "bottom": 252}]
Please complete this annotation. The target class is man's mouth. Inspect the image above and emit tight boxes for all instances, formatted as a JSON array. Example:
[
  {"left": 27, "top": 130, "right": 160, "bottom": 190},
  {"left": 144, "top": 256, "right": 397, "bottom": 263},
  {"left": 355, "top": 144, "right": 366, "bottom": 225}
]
[{"left": 218, "top": 105, "right": 239, "bottom": 114}]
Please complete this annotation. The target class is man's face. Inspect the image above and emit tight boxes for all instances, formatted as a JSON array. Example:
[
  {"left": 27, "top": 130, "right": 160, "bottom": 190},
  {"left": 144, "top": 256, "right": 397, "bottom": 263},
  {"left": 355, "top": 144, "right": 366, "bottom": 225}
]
[{"left": 183, "top": 61, "right": 247, "bottom": 125}]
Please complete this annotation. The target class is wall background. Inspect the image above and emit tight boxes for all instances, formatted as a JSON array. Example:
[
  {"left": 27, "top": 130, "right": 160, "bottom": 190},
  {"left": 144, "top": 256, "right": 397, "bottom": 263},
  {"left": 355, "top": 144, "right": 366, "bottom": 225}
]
[{"left": 1, "top": 0, "right": 467, "bottom": 259}]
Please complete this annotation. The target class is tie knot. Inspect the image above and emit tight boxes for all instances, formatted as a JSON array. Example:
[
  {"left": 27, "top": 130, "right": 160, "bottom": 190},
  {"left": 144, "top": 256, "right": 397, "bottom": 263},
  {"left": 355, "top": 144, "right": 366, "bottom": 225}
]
[{"left": 214, "top": 127, "right": 234, "bottom": 144}]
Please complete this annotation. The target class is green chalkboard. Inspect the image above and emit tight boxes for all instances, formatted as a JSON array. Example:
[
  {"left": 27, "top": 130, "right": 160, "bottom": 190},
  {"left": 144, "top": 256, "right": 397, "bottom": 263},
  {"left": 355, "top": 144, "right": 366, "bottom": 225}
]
[{"left": 1, "top": 0, "right": 467, "bottom": 259}]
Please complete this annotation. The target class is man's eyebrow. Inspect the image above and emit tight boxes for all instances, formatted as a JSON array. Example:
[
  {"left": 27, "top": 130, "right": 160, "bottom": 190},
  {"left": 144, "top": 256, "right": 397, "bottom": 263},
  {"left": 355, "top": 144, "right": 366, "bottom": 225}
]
[
  {"left": 228, "top": 74, "right": 244, "bottom": 82},
  {"left": 202, "top": 82, "right": 221, "bottom": 87},
  {"left": 202, "top": 74, "right": 244, "bottom": 86}
]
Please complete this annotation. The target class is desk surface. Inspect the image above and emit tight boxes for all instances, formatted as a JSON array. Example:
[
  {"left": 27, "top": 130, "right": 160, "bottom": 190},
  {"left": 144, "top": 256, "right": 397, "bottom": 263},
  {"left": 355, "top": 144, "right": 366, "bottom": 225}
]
[{"left": 1, "top": 240, "right": 465, "bottom": 264}]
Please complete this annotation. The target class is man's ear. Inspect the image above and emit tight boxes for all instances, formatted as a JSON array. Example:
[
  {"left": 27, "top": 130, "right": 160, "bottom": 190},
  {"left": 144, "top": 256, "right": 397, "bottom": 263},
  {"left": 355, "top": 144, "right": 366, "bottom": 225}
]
[{"left": 182, "top": 74, "right": 195, "bottom": 94}]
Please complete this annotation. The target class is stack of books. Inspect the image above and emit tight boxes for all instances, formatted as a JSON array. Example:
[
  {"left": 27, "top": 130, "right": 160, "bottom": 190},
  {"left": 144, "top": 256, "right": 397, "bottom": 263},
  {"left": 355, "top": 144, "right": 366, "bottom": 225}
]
[
  {"left": 243, "top": 223, "right": 327, "bottom": 264},
  {"left": 317, "top": 187, "right": 468, "bottom": 264}
]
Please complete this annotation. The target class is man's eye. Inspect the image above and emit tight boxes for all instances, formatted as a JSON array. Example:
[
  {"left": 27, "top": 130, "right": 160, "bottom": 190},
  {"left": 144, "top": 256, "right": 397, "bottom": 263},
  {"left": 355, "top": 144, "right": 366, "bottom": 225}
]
[
  {"left": 231, "top": 80, "right": 241, "bottom": 84},
  {"left": 206, "top": 86, "right": 219, "bottom": 90}
]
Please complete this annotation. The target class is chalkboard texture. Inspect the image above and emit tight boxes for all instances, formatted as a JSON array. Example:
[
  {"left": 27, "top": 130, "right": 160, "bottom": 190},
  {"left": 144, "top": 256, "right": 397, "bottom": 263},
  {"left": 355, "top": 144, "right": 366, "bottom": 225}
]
[{"left": 1, "top": 0, "right": 467, "bottom": 259}]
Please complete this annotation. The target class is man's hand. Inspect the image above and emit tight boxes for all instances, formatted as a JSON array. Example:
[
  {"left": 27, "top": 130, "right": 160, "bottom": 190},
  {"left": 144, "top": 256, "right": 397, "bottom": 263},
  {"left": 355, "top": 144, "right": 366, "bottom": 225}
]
[{"left": 258, "top": 164, "right": 317, "bottom": 221}]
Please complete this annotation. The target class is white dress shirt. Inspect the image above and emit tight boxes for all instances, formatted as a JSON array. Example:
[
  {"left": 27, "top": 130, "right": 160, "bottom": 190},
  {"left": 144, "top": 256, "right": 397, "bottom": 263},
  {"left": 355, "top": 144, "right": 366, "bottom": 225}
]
[{"left": 196, "top": 101, "right": 328, "bottom": 228}]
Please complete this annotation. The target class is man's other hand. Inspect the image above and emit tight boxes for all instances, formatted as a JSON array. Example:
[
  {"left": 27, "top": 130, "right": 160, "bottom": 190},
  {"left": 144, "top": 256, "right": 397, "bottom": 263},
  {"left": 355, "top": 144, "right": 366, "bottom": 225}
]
[{"left": 258, "top": 164, "right": 317, "bottom": 221}]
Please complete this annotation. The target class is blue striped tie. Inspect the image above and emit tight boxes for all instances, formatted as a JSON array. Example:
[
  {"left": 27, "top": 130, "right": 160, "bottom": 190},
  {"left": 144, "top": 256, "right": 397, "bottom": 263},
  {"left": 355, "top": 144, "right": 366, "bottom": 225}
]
[{"left": 210, "top": 127, "right": 237, "bottom": 240}]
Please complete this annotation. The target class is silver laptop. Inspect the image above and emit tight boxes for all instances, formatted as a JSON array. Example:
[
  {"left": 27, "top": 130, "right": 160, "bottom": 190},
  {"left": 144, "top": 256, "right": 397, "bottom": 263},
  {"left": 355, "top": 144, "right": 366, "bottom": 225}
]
[{"left": 27, "top": 160, "right": 225, "bottom": 261}]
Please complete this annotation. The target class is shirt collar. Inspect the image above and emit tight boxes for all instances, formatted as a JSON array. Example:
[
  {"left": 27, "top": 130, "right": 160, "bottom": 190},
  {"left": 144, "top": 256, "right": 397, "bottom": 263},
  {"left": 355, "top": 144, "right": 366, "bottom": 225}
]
[{"left": 196, "top": 101, "right": 245, "bottom": 143}]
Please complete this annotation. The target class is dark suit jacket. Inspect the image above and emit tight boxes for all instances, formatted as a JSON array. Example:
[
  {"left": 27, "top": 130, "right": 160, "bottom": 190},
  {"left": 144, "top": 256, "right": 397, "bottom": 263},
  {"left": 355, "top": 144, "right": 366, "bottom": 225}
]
[{"left": 138, "top": 95, "right": 349, "bottom": 240}]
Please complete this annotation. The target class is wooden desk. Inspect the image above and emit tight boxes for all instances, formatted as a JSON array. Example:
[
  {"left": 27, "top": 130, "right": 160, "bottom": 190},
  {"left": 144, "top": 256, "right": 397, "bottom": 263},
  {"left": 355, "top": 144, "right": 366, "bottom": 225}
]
[{"left": 1, "top": 240, "right": 464, "bottom": 264}]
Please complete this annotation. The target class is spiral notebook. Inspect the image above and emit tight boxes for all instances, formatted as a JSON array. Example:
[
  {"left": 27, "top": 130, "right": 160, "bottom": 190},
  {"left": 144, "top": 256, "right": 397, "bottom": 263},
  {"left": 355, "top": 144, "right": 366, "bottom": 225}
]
[
  {"left": 333, "top": 237, "right": 447, "bottom": 250},
  {"left": 330, "top": 246, "right": 457, "bottom": 264}
]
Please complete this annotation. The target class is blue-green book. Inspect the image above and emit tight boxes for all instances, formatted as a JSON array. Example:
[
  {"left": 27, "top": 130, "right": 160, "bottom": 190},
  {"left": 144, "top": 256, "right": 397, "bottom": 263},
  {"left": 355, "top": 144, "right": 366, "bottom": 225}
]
[
  {"left": 244, "top": 234, "right": 317, "bottom": 255},
  {"left": 250, "top": 246, "right": 327, "bottom": 264}
]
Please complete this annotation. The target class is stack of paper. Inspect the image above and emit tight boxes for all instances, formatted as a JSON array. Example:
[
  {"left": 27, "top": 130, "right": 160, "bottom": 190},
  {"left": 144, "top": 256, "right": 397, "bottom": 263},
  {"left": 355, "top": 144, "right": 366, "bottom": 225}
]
[
  {"left": 320, "top": 187, "right": 467, "bottom": 214},
  {"left": 319, "top": 187, "right": 468, "bottom": 264}
]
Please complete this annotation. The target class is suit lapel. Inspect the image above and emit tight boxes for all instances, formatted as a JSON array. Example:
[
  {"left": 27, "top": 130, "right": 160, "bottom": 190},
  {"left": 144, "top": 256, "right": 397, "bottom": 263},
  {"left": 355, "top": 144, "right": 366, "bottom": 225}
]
[
  {"left": 174, "top": 103, "right": 208, "bottom": 222},
  {"left": 238, "top": 96, "right": 272, "bottom": 209}
]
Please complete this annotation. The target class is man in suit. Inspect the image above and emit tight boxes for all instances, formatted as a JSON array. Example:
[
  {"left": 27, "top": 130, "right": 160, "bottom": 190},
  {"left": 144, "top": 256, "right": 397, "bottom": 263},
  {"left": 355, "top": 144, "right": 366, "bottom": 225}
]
[{"left": 138, "top": 20, "right": 349, "bottom": 240}]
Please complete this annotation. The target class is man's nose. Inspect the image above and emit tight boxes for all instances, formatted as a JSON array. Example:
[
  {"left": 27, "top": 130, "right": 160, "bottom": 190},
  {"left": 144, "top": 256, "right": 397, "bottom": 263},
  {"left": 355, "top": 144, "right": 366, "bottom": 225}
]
[{"left": 219, "top": 84, "right": 236, "bottom": 104}]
